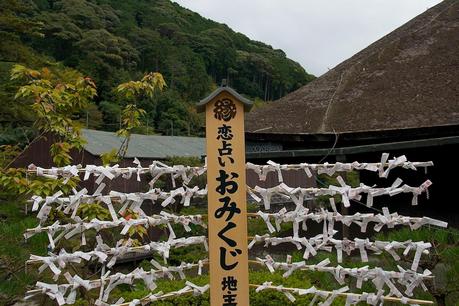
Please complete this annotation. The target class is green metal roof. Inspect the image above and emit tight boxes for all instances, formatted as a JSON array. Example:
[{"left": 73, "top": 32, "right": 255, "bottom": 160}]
[{"left": 82, "top": 129, "right": 205, "bottom": 159}]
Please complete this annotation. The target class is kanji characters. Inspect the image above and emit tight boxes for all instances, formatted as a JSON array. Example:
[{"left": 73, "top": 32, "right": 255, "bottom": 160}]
[
  {"left": 212, "top": 100, "right": 244, "bottom": 304},
  {"left": 222, "top": 276, "right": 238, "bottom": 291},
  {"left": 217, "top": 124, "right": 234, "bottom": 140},
  {"left": 213, "top": 98, "right": 237, "bottom": 121}
]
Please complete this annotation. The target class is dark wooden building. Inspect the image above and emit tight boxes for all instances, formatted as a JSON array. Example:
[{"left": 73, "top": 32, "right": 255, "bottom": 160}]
[
  {"left": 245, "top": 0, "right": 459, "bottom": 227},
  {"left": 13, "top": 128, "right": 313, "bottom": 192},
  {"left": 13, "top": 129, "right": 206, "bottom": 193}
]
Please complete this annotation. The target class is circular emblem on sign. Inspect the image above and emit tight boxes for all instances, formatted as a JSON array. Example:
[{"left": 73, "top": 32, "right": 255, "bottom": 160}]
[{"left": 213, "top": 98, "right": 236, "bottom": 121}]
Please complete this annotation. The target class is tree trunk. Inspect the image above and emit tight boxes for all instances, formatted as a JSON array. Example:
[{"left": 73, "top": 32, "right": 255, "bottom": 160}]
[{"left": 264, "top": 76, "right": 269, "bottom": 101}]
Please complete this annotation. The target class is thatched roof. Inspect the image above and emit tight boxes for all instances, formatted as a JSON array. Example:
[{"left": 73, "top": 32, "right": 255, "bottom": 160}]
[{"left": 246, "top": 0, "right": 459, "bottom": 135}]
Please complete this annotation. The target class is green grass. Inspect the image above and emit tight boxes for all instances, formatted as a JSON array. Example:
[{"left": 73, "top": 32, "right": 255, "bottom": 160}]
[
  {"left": 98, "top": 269, "right": 345, "bottom": 306},
  {"left": 0, "top": 200, "right": 48, "bottom": 303},
  {"left": 375, "top": 227, "right": 459, "bottom": 305}
]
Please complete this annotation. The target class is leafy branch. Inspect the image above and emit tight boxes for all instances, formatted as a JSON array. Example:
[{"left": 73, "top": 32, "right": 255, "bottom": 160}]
[
  {"left": 0, "top": 65, "right": 96, "bottom": 199},
  {"left": 101, "top": 72, "right": 166, "bottom": 164}
]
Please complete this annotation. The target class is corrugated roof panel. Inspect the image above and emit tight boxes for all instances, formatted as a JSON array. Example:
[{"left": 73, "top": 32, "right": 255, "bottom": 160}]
[{"left": 82, "top": 129, "right": 205, "bottom": 159}]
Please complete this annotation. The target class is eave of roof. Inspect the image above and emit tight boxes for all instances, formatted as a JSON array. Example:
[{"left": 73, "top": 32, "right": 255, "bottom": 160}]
[{"left": 246, "top": 135, "right": 459, "bottom": 159}]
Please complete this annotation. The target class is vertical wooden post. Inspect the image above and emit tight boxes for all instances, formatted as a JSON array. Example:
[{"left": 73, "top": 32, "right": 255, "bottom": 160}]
[{"left": 197, "top": 84, "right": 252, "bottom": 306}]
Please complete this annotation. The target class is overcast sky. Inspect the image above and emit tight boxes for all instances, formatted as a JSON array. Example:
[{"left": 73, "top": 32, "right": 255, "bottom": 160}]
[{"left": 172, "top": 0, "right": 442, "bottom": 76}]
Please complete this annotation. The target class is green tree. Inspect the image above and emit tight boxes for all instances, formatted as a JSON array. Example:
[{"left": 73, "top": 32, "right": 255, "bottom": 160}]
[
  {"left": 101, "top": 71, "right": 166, "bottom": 164},
  {"left": 0, "top": 0, "right": 315, "bottom": 143},
  {"left": 0, "top": 64, "right": 96, "bottom": 198},
  {"left": 11, "top": 64, "right": 97, "bottom": 165},
  {"left": 0, "top": 0, "right": 43, "bottom": 63}
]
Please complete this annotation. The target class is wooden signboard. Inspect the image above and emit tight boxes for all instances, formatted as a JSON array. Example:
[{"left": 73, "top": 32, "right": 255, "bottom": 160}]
[{"left": 197, "top": 84, "right": 252, "bottom": 305}]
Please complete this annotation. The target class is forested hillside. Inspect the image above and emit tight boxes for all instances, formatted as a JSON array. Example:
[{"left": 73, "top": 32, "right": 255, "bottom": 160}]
[{"left": 0, "top": 0, "right": 314, "bottom": 142}]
